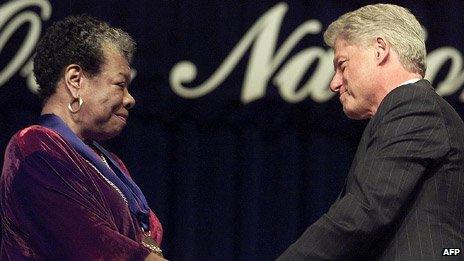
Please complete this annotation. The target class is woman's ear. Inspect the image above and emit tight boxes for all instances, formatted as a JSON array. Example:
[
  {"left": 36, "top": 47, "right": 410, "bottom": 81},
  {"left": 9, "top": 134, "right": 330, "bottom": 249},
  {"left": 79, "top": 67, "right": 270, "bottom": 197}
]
[{"left": 64, "top": 64, "right": 83, "bottom": 98}]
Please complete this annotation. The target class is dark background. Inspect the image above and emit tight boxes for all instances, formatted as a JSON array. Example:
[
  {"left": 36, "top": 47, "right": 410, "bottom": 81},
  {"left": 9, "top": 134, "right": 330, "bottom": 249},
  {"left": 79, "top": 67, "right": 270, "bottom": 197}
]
[{"left": 1, "top": 0, "right": 463, "bottom": 260}]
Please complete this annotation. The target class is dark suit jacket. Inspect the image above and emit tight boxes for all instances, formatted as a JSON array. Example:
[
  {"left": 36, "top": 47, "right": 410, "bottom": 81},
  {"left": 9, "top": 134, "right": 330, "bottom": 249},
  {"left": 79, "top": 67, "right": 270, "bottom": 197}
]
[{"left": 278, "top": 80, "right": 464, "bottom": 260}]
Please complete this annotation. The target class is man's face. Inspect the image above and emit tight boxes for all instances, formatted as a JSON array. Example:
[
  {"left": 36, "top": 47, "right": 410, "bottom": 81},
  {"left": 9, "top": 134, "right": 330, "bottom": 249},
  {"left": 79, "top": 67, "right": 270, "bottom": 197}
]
[
  {"left": 79, "top": 47, "right": 135, "bottom": 141},
  {"left": 329, "top": 38, "right": 379, "bottom": 120}
]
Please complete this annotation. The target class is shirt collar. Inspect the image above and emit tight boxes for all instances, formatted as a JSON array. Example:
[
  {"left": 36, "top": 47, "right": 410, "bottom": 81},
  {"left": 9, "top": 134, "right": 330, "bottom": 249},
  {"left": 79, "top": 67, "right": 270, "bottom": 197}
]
[{"left": 399, "top": 78, "right": 422, "bottom": 86}]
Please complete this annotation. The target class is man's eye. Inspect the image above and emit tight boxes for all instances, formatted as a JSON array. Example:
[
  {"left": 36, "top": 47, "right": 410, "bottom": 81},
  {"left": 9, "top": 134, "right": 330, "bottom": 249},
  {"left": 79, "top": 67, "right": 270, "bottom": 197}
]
[{"left": 339, "top": 61, "right": 346, "bottom": 69}]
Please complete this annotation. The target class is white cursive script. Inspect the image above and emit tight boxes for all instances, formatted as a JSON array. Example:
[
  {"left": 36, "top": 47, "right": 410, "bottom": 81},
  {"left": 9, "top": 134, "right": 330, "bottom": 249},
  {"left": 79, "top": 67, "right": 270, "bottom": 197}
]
[
  {"left": 170, "top": 2, "right": 464, "bottom": 103},
  {"left": 426, "top": 47, "right": 464, "bottom": 101},
  {"left": 0, "top": 0, "right": 51, "bottom": 93}
]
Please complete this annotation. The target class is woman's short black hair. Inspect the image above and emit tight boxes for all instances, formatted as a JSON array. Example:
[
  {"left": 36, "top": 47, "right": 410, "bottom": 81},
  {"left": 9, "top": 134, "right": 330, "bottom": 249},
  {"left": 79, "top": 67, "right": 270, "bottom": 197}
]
[{"left": 33, "top": 14, "right": 135, "bottom": 102}]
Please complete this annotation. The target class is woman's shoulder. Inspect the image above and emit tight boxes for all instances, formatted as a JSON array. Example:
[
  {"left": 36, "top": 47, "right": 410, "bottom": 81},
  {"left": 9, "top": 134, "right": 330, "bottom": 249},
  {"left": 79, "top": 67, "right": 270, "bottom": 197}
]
[
  {"left": 9, "top": 125, "right": 67, "bottom": 157},
  {"left": 17, "top": 124, "right": 59, "bottom": 137}
]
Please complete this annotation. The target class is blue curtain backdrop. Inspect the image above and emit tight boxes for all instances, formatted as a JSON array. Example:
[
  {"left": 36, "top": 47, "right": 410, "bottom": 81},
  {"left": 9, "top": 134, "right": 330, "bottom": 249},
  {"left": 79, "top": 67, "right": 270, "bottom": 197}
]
[{"left": 1, "top": 0, "right": 464, "bottom": 260}]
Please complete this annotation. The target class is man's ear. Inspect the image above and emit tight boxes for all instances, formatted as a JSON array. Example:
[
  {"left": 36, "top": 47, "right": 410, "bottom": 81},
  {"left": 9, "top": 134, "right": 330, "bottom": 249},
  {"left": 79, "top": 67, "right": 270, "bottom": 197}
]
[
  {"left": 64, "top": 64, "right": 83, "bottom": 98},
  {"left": 374, "top": 37, "right": 389, "bottom": 65}
]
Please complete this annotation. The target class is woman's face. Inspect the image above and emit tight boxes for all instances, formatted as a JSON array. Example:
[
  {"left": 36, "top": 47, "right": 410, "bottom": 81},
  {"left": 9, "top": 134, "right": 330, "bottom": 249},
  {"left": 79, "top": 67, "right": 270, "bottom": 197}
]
[{"left": 78, "top": 47, "right": 135, "bottom": 141}]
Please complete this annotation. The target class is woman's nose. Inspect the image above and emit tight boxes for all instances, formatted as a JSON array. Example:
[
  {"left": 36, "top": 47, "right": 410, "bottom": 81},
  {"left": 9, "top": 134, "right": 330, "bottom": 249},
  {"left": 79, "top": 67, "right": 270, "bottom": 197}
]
[{"left": 123, "top": 88, "right": 136, "bottom": 109}]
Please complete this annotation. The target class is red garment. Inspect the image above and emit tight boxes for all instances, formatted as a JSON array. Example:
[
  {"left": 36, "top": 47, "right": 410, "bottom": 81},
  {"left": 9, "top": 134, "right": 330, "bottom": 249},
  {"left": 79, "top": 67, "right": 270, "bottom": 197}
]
[{"left": 1, "top": 126, "right": 163, "bottom": 260}]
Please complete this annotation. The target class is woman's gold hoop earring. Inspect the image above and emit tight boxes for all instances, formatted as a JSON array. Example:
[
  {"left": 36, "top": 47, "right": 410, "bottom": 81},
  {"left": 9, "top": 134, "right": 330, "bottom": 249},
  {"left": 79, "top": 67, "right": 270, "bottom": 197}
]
[{"left": 68, "top": 96, "right": 83, "bottom": 113}]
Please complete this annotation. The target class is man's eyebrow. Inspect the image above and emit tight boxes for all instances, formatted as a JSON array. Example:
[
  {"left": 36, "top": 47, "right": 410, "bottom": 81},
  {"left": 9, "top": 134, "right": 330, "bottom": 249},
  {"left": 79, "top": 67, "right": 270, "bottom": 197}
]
[
  {"left": 333, "top": 57, "right": 347, "bottom": 68},
  {"left": 333, "top": 57, "right": 342, "bottom": 68}
]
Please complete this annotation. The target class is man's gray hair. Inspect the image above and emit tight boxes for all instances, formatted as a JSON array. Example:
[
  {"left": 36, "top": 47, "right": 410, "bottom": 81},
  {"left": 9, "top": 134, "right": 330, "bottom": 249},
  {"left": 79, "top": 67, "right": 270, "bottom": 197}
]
[{"left": 324, "top": 4, "right": 426, "bottom": 77}]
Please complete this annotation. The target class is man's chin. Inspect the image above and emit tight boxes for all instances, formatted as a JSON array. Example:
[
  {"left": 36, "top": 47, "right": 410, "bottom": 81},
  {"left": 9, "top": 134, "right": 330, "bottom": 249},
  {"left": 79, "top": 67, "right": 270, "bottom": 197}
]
[
  {"left": 344, "top": 110, "right": 371, "bottom": 120},
  {"left": 343, "top": 107, "right": 363, "bottom": 120}
]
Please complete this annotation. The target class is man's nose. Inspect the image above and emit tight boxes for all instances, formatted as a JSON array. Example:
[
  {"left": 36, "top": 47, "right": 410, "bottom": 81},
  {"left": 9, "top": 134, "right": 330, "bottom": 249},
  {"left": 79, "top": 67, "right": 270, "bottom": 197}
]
[{"left": 329, "top": 72, "right": 342, "bottom": 93}]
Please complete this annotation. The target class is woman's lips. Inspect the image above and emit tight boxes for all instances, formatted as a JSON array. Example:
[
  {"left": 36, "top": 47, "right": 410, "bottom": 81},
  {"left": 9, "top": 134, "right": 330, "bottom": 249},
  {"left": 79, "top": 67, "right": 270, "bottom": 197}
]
[{"left": 114, "top": 114, "right": 127, "bottom": 124}]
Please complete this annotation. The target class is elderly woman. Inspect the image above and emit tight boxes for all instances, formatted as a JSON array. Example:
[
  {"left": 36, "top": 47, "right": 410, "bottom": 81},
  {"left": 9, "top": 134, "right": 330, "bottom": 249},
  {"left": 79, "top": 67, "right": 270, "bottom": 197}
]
[{"left": 1, "top": 15, "right": 164, "bottom": 260}]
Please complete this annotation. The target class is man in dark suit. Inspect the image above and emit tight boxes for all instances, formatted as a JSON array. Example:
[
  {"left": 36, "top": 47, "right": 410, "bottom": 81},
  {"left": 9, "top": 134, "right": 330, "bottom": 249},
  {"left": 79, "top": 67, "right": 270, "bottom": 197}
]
[{"left": 278, "top": 4, "right": 464, "bottom": 260}]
